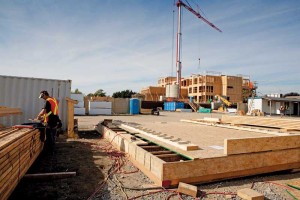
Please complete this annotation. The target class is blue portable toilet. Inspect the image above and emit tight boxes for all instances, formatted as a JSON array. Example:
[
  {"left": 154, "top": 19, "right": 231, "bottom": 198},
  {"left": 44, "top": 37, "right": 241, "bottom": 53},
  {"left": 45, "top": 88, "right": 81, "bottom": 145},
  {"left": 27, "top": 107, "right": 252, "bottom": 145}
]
[{"left": 130, "top": 98, "right": 140, "bottom": 114}]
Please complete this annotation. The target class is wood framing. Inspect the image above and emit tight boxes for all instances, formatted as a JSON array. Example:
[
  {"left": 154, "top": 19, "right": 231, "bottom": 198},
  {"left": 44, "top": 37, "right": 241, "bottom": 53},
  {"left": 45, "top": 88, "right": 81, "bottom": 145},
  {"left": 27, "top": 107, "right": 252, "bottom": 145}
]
[
  {"left": 120, "top": 124, "right": 199, "bottom": 151},
  {"left": 100, "top": 122, "right": 300, "bottom": 188}
]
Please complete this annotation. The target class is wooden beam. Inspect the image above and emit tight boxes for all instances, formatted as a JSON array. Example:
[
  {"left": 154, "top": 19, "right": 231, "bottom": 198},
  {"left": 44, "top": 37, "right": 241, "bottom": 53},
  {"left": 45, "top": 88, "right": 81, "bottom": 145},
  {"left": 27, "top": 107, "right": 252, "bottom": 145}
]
[
  {"left": 66, "top": 97, "right": 78, "bottom": 138},
  {"left": 177, "top": 182, "right": 198, "bottom": 197},
  {"left": 224, "top": 135, "right": 300, "bottom": 155},
  {"left": 0, "top": 107, "right": 22, "bottom": 117},
  {"left": 23, "top": 172, "right": 76, "bottom": 180}
]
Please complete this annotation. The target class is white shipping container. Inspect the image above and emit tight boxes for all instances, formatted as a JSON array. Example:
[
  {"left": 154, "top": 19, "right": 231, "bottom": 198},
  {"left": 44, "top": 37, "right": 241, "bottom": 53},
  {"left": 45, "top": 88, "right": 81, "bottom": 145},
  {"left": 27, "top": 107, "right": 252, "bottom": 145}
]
[
  {"left": 0, "top": 75, "right": 71, "bottom": 130},
  {"left": 89, "top": 101, "right": 112, "bottom": 109},
  {"left": 74, "top": 108, "right": 85, "bottom": 115},
  {"left": 89, "top": 108, "right": 111, "bottom": 115},
  {"left": 74, "top": 101, "right": 84, "bottom": 108},
  {"left": 70, "top": 93, "right": 84, "bottom": 102}
]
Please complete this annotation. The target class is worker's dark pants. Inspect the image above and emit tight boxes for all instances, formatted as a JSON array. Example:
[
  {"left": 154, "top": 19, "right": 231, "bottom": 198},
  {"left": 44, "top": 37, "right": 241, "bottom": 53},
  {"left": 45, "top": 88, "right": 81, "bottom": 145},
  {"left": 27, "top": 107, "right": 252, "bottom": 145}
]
[{"left": 45, "top": 127, "right": 56, "bottom": 153}]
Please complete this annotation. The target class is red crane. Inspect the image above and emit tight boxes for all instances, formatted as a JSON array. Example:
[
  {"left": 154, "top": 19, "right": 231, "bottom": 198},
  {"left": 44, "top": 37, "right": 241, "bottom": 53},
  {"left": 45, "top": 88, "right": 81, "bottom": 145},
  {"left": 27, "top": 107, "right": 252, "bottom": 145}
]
[{"left": 175, "top": 0, "right": 222, "bottom": 98}]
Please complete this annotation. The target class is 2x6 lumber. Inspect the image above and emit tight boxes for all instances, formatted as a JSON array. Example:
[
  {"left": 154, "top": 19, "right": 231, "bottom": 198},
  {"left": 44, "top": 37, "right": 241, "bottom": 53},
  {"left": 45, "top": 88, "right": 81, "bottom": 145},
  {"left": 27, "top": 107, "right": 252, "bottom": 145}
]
[
  {"left": 0, "top": 128, "right": 38, "bottom": 151},
  {"left": 0, "top": 139, "right": 41, "bottom": 188},
  {"left": 1, "top": 144, "right": 43, "bottom": 200},
  {"left": 0, "top": 141, "right": 42, "bottom": 190},
  {"left": 224, "top": 135, "right": 300, "bottom": 155},
  {"left": 0, "top": 129, "right": 40, "bottom": 158},
  {"left": 23, "top": 172, "right": 76, "bottom": 180},
  {"left": 237, "top": 188, "right": 264, "bottom": 200},
  {"left": 0, "top": 133, "right": 40, "bottom": 173}
]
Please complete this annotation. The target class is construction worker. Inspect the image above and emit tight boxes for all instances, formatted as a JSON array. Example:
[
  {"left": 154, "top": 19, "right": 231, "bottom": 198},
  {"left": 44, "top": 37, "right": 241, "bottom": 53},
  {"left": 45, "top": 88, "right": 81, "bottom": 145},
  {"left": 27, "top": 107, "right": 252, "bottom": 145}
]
[{"left": 36, "top": 90, "right": 61, "bottom": 152}]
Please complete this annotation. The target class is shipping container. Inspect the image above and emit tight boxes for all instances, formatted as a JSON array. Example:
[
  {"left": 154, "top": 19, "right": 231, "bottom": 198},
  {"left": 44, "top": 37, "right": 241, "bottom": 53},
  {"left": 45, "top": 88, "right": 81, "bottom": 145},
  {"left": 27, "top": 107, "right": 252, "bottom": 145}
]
[
  {"left": 0, "top": 75, "right": 71, "bottom": 130},
  {"left": 164, "top": 102, "right": 184, "bottom": 111}
]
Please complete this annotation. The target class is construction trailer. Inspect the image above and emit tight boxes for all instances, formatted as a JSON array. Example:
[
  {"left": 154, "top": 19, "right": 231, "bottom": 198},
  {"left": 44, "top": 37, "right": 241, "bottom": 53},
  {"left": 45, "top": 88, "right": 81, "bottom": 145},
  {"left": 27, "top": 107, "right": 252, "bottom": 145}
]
[
  {"left": 0, "top": 75, "right": 71, "bottom": 129},
  {"left": 248, "top": 96, "right": 300, "bottom": 116}
]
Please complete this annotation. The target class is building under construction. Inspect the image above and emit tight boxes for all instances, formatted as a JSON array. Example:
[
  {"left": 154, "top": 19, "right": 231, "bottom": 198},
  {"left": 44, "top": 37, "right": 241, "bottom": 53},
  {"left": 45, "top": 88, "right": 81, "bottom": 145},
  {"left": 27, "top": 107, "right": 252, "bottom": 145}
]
[{"left": 141, "top": 72, "right": 255, "bottom": 104}]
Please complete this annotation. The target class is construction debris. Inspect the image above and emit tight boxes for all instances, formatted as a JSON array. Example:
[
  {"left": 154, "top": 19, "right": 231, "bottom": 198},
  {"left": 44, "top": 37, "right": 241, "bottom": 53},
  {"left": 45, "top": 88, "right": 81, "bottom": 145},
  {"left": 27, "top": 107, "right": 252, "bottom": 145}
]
[
  {"left": 237, "top": 188, "right": 264, "bottom": 200},
  {"left": 177, "top": 182, "right": 198, "bottom": 197}
]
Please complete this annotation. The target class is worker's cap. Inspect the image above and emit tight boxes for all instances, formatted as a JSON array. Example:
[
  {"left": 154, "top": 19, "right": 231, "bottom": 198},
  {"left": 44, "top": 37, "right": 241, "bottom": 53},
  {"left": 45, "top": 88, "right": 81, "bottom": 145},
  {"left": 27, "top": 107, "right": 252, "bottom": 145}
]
[{"left": 39, "top": 90, "right": 49, "bottom": 98}]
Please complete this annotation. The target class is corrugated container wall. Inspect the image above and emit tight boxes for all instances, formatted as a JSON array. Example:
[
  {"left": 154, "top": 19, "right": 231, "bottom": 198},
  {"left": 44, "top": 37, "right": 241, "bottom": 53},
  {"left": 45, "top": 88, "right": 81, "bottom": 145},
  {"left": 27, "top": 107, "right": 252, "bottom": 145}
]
[{"left": 0, "top": 75, "right": 71, "bottom": 130}]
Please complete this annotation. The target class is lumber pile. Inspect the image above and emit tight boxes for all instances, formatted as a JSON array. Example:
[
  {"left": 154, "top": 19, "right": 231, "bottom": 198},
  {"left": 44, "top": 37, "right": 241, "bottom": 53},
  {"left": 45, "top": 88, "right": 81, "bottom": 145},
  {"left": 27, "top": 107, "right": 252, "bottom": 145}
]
[
  {"left": 221, "top": 115, "right": 300, "bottom": 131},
  {"left": 0, "top": 127, "right": 44, "bottom": 200},
  {"left": 0, "top": 107, "right": 22, "bottom": 117}
]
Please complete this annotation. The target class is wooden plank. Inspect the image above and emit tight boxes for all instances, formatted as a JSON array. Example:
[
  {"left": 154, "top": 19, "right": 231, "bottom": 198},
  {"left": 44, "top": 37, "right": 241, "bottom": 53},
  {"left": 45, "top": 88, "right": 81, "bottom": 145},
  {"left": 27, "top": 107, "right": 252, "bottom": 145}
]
[
  {"left": 0, "top": 129, "right": 41, "bottom": 157},
  {"left": 224, "top": 135, "right": 300, "bottom": 155},
  {"left": 0, "top": 133, "right": 40, "bottom": 173},
  {"left": 1, "top": 143, "right": 43, "bottom": 200},
  {"left": 23, "top": 172, "right": 76, "bottom": 180},
  {"left": 237, "top": 188, "right": 264, "bottom": 200},
  {"left": 0, "top": 107, "right": 22, "bottom": 117},
  {"left": 177, "top": 182, "right": 198, "bottom": 197},
  {"left": 0, "top": 128, "right": 43, "bottom": 200},
  {"left": 66, "top": 98, "right": 77, "bottom": 138}
]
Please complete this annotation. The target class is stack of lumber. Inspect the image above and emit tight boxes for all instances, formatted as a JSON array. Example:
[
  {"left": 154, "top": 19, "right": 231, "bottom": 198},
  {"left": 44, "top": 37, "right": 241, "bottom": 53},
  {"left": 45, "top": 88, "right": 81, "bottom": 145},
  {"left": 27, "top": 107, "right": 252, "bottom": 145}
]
[
  {"left": 221, "top": 115, "right": 300, "bottom": 131},
  {"left": 0, "top": 107, "right": 22, "bottom": 117},
  {"left": 0, "top": 127, "right": 44, "bottom": 200}
]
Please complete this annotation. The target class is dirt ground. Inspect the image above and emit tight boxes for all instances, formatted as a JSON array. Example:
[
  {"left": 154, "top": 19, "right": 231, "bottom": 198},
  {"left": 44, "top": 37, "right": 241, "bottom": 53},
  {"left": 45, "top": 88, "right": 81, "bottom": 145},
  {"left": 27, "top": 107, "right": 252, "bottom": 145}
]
[{"left": 8, "top": 112, "right": 300, "bottom": 200}]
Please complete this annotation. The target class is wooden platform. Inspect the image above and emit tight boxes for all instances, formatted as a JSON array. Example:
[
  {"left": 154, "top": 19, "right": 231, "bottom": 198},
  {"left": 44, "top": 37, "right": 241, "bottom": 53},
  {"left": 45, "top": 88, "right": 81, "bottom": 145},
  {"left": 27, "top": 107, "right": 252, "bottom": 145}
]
[
  {"left": 0, "top": 127, "right": 44, "bottom": 200},
  {"left": 221, "top": 115, "right": 300, "bottom": 131},
  {"left": 99, "top": 118, "right": 300, "bottom": 188},
  {"left": 0, "top": 107, "right": 22, "bottom": 117}
]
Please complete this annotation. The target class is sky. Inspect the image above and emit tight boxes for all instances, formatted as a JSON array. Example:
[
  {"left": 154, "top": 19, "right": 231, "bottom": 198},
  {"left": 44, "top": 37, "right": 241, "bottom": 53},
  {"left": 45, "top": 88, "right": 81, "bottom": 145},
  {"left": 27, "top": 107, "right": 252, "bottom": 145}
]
[{"left": 0, "top": 0, "right": 300, "bottom": 96}]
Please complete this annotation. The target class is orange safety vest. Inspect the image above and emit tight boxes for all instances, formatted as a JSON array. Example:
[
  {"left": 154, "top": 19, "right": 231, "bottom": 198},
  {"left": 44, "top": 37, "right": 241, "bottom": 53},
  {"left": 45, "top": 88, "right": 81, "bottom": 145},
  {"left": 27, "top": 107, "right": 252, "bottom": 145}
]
[{"left": 43, "top": 97, "right": 59, "bottom": 123}]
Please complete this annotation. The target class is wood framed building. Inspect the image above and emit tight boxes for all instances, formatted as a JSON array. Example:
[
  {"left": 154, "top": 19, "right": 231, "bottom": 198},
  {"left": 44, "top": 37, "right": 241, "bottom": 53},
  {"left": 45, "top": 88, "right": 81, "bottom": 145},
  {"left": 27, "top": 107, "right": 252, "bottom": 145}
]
[{"left": 142, "top": 74, "right": 254, "bottom": 103}]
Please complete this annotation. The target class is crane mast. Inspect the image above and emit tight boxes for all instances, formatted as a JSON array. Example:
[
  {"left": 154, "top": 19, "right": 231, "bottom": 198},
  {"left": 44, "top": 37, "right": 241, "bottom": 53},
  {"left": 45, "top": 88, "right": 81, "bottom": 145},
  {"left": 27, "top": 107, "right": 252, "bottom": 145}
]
[{"left": 175, "top": 0, "right": 221, "bottom": 99}]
